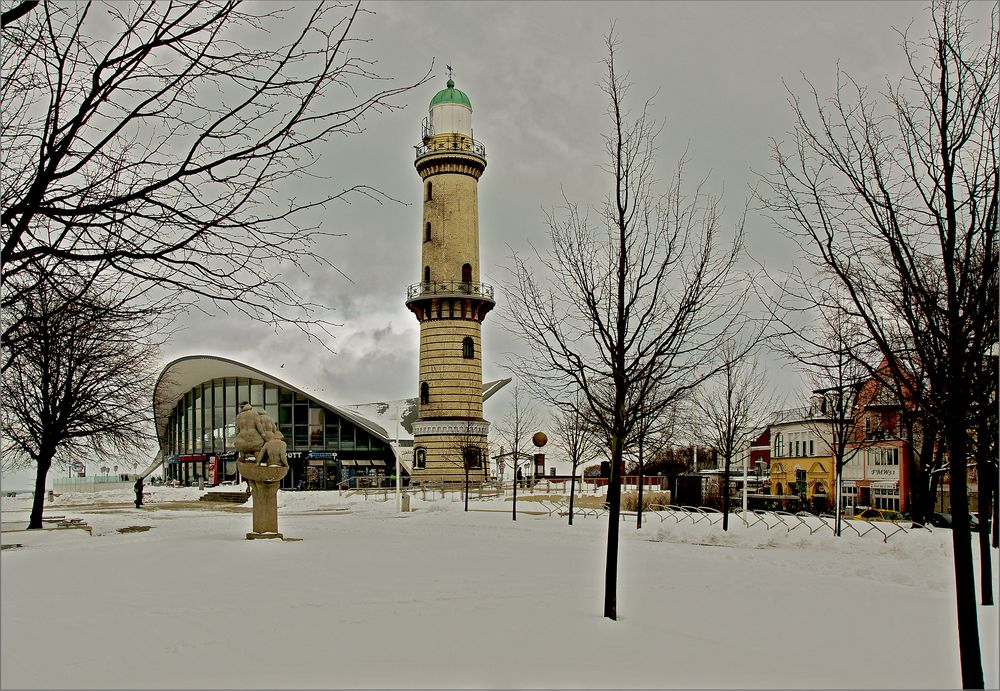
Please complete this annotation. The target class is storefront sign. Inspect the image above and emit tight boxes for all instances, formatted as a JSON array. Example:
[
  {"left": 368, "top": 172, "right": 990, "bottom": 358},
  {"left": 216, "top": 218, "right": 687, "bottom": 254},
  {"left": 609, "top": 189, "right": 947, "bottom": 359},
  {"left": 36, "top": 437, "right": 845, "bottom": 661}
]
[{"left": 868, "top": 466, "right": 899, "bottom": 480}]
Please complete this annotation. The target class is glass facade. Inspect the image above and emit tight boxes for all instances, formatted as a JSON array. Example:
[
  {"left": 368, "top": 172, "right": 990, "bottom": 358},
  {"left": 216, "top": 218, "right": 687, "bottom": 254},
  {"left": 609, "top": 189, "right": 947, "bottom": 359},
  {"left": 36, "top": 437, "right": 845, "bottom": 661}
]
[{"left": 162, "top": 376, "right": 392, "bottom": 490}]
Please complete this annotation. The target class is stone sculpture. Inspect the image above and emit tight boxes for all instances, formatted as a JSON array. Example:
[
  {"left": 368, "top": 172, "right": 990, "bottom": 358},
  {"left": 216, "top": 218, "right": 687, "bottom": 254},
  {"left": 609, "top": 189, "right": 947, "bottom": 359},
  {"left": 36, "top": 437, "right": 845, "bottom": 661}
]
[
  {"left": 258, "top": 409, "right": 277, "bottom": 438},
  {"left": 234, "top": 403, "right": 265, "bottom": 461},
  {"left": 257, "top": 430, "right": 288, "bottom": 468},
  {"left": 235, "top": 406, "right": 289, "bottom": 540}
]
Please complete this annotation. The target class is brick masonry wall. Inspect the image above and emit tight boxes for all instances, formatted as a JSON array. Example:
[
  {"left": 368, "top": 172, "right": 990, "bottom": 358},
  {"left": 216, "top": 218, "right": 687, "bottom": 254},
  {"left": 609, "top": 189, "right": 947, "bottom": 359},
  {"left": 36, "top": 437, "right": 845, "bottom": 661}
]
[
  {"left": 411, "top": 433, "right": 488, "bottom": 484},
  {"left": 420, "top": 171, "right": 480, "bottom": 284}
]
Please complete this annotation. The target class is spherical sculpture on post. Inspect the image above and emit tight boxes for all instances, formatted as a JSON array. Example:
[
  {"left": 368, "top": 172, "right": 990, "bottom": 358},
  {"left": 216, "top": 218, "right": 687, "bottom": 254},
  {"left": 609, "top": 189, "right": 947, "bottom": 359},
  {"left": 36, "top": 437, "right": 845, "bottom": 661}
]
[{"left": 532, "top": 432, "right": 547, "bottom": 448}]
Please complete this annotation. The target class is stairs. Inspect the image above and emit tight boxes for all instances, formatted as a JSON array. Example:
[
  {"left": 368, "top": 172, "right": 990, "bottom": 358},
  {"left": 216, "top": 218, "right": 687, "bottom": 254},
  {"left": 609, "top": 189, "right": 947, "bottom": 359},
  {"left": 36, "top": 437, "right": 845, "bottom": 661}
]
[{"left": 199, "top": 491, "right": 249, "bottom": 505}]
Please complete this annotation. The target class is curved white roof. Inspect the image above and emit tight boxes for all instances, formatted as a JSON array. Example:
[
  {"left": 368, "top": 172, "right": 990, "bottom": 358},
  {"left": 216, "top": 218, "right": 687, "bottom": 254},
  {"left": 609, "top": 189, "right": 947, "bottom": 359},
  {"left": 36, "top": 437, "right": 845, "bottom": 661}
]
[{"left": 152, "top": 355, "right": 392, "bottom": 447}]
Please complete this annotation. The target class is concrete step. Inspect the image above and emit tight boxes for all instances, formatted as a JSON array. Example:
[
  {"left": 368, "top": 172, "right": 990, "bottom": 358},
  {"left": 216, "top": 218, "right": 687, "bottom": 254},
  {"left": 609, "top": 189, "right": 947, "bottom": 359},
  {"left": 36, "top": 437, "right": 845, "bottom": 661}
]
[{"left": 199, "top": 491, "right": 249, "bottom": 504}]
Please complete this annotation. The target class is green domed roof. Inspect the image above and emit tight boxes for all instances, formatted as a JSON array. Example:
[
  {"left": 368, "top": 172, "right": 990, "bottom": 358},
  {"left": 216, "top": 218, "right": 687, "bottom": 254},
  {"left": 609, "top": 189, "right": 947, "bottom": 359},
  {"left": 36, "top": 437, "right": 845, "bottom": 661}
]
[{"left": 429, "top": 79, "right": 472, "bottom": 110}]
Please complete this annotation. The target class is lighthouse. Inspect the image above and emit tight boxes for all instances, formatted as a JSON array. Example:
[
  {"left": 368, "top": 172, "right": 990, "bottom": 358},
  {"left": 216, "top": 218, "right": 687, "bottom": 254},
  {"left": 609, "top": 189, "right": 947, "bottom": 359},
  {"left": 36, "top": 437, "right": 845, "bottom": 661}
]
[{"left": 405, "top": 78, "right": 493, "bottom": 484}]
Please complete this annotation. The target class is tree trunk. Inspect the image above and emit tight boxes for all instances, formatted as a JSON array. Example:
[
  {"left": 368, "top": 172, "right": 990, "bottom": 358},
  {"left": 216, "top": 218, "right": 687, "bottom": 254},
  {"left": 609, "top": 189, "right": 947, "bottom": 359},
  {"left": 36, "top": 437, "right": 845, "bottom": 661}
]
[
  {"left": 834, "top": 461, "right": 842, "bottom": 537},
  {"left": 568, "top": 463, "right": 577, "bottom": 526},
  {"left": 945, "top": 416, "right": 984, "bottom": 688},
  {"left": 722, "top": 456, "right": 731, "bottom": 531},
  {"left": 977, "top": 447, "right": 993, "bottom": 606},
  {"left": 604, "top": 432, "right": 623, "bottom": 620},
  {"left": 28, "top": 456, "right": 53, "bottom": 530},
  {"left": 918, "top": 422, "right": 941, "bottom": 521},
  {"left": 992, "top": 485, "right": 998, "bottom": 550},
  {"left": 636, "top": 439, "right": 644, "bottom": 529},
  {"left": 906, "top": 424, "right": 929, "bottom": 524},
  {"left": 512, "top": 458, "right": 518, "bottom": 521}
]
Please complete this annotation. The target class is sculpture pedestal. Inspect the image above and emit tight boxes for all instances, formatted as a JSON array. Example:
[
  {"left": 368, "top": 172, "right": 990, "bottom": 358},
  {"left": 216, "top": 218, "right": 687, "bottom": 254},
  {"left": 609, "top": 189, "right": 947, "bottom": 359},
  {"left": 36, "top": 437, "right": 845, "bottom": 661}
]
[{"left": 237, "top": 461, "right": 288, "bottom": 540}]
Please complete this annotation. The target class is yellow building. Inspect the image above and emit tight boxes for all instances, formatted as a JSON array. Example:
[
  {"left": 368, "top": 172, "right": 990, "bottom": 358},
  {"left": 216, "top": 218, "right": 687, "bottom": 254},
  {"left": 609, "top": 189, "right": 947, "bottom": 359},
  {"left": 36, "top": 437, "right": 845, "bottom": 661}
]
[
  {"left": 768, "top": 403, "right": 837, "bottom": 510},
  {"left": 405, "top": 78, "right": 493, "bottom": 484}
]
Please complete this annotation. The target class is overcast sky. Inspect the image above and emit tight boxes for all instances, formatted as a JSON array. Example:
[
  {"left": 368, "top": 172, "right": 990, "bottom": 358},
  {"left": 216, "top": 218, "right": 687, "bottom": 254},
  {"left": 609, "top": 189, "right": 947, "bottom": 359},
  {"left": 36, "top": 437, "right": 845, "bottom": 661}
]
[
  {"left": 162, "top": 1, "right": 946, "bottom": 406},
  {"left": 6, "top": 1, "right": 984, "bottom": 486}
]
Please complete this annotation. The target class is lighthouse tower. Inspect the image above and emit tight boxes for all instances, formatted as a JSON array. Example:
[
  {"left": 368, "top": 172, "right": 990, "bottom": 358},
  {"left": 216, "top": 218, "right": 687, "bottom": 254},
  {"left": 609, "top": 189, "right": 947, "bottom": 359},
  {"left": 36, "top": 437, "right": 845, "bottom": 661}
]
[{"left": 405, "top": 78, "right": 493, "bottom": 484}]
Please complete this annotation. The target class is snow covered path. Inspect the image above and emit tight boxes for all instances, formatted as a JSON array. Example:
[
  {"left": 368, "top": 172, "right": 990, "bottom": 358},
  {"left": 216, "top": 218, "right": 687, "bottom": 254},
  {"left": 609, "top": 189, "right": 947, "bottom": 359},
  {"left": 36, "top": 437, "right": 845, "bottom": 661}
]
[{"left": 1, "top": 489, "right": 996, "bottom": 688}]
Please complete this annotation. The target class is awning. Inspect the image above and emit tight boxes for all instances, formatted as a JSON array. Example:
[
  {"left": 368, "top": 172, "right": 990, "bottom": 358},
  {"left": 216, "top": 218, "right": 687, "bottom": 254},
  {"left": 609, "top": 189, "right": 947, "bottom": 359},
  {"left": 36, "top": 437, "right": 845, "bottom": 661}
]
[{"left": 340, "top": 459, "right": 387, "bottom": 468}]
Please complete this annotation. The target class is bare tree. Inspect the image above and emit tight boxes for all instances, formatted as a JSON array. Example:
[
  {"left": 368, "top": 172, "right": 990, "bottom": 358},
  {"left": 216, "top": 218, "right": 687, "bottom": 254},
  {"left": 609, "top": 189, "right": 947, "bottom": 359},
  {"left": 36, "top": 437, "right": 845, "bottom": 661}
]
[
  {"left": 0, "top": 0, "right": 37, "bottom": 28},
  {"left": 691, "top": 342, "right": 776, "bottom": 530},
  {"left": 0, "top": 1, "right": 427, "bottom": 362},
  {"left": 1, "top": 279, "right": 162, "bottom": 529},
  {"left": 504, "top": 33, "right": 749, "bottom": 621},
  {"left": 758, "top": 2, "right": 998, "bottom": 684},
  {"left": 552, "top": 393, "right": 600, "bottom": 525},
  {"left": 493, "top": 382, "right": 539, "bottom": 521},
  {"left": 443, "top": 421, "right": 488, "bottom": 513}
]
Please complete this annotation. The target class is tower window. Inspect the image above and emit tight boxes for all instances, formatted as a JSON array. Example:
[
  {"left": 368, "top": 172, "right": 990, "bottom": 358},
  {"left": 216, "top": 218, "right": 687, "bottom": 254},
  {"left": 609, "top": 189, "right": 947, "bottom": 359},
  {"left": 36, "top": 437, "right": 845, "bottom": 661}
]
[
  {"left": 462, "top": 337, "right": 474, "bottom": 359},
  {"left": 426, "top": 181, "right": 432, "bottom": 201},
  {"left": 462, "top": 263, "right": 472, "bottom": 283},
  {"left": 420, "top": 382, "right": 429, "bottom": 404},
  {"left": 424, "top": 266, "right": 431, "bottom": 284},
  {"left": 425, "top": 222, "right": 432, "bottom": 242},
  {"left": 414, "top": 447, "right": 426, "bottom": 469},
  {"left": 463, "top": 446, "right": 482, "bottom": 469}
]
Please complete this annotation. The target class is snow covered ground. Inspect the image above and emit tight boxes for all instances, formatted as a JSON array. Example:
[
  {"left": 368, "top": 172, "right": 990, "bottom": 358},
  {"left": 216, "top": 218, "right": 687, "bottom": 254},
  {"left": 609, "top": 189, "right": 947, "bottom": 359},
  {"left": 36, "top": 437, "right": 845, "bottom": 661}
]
[{"left": 1, "top": 488, "right": 997, "bottom": 689}]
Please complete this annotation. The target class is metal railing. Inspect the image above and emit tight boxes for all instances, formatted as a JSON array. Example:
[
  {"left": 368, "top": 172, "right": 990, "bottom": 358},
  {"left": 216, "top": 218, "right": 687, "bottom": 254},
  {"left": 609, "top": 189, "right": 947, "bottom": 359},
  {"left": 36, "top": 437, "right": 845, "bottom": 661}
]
[
  {"left": 415, "top": 135, "right": 486, "bottom": 160},
  {"left": 406, "top": 281, "right": 495, "bottom": 301}
]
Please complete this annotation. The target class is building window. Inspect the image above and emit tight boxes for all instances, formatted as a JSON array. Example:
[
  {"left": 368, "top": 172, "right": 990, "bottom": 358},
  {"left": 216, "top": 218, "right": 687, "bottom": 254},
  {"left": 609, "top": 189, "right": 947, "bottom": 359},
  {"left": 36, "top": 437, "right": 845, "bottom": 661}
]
[
  {"left": 463, "top": 446, "right": 482, "bottom": 469},
  {"left": 425, "top": 222, "right": 432, "bottom": 242},
  {"left": 424, "top": 266, "right": 430, "bottom": 283},
  {"left": 426, "top": 181, "right": 432, "bottom": 201},
  {"left": 872, "top": 447, "right": 899, "bottom": 466},
  {"left": 420, "top": 382, "right": 429, "bottom": 405},
  {"left": 809, "top": 440, "right": 814, "bottom": 456},
  {"left": 841, "top": 484, "right": 858, "bottom": 510},
  {"left": 462, "top": 263, "right": 472, "bottom": 283},
  {"left": 414, "top": 447, "right": 426, "bottom": 469},
  {"left": 873, "top": 486, "right": 900, "bottom": 512},
  {"left": 462, "top": 336, "right": 474, "bottom": 359},
  {"left": 864, "top": 415, "right": 871, "bottom": 435}
]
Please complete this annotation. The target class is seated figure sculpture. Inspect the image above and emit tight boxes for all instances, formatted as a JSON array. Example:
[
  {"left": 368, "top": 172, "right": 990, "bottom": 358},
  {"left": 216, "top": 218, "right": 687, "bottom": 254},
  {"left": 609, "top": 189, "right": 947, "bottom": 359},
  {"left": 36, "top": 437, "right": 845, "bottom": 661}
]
[
  {"left": 234, "top": 403, "right": 265, "bottom": 461},
  {"left": 257, "top": 430, "right": 288, "bottom": 468},
  {"left": 258, "top": 409, "right": 277, "bottom": 438}
]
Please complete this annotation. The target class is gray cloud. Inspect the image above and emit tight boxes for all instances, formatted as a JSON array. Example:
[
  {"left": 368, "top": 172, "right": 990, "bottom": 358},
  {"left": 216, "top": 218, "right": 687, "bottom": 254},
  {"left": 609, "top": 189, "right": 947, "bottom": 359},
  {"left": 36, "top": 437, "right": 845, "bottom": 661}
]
[{"left": 159, "top": 0, "right": 970, "bottom": 416}]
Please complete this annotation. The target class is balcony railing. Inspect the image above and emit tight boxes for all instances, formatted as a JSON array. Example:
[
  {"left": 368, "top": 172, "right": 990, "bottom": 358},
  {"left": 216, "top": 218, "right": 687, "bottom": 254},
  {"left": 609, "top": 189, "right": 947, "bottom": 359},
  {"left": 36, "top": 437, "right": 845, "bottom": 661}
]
[
  {"left": 406, "top": 281, "right": 495, "bottom": 301},
  {"left": 415, "top": 135, "right": 487, "bottom": 160}
]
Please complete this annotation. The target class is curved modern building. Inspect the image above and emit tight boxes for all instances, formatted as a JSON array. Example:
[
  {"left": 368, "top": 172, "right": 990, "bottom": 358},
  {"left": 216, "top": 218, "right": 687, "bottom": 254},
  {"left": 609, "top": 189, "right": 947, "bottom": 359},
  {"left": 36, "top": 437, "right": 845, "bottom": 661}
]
[
  {"left": 152, "top": 355, "right": 510, "bottom": 490},
  {"left": 153, "top": 356, "right": 396, "bottom": 490}
]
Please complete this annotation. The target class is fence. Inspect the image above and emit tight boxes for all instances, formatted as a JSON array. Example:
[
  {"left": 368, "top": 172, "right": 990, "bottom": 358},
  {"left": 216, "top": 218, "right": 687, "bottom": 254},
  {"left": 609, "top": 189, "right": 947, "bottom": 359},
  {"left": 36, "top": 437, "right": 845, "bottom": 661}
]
[{"left": 53, "top": 475, "right": 139, "bottom": 493}]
